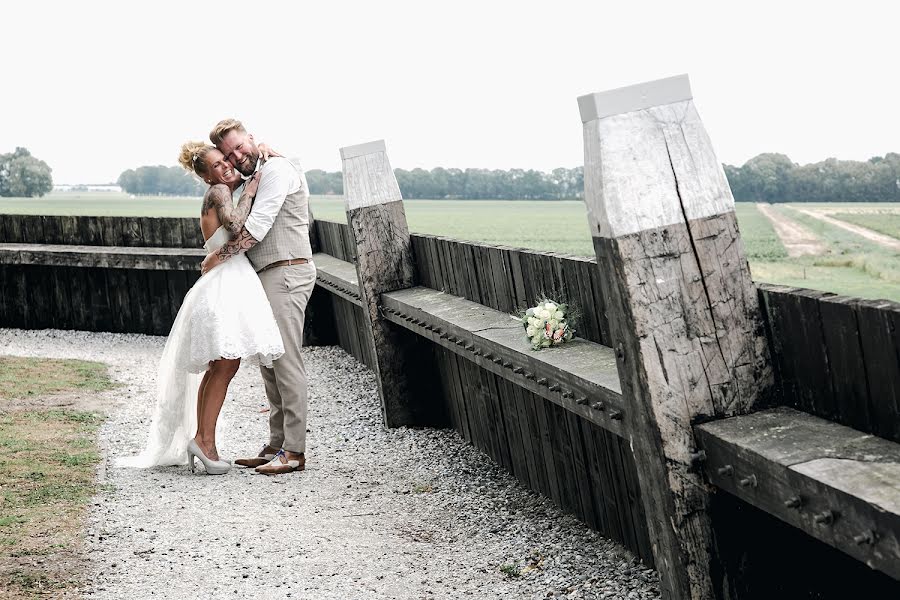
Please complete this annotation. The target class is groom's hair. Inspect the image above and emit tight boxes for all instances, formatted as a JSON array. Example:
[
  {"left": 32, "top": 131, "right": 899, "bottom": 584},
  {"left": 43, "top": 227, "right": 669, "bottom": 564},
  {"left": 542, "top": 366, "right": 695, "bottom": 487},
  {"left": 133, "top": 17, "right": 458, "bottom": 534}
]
[{"left": 209, "top": 119, "right": 246, "bottom": 146}]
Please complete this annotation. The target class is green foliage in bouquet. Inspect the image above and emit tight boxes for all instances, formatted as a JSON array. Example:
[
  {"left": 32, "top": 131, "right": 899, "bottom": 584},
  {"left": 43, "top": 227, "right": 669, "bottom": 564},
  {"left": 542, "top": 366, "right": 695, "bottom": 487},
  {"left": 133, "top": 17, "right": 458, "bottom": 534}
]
[{"left": 520, "top": 299, "right": 574, "bottom": 350}]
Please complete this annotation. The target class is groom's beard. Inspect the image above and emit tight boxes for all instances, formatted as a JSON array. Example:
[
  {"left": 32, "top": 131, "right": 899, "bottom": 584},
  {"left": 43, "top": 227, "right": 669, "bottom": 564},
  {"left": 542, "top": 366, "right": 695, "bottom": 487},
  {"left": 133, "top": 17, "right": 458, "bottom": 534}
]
[{"left": 235, "top": 152, "right": 259, "bottom": 176}]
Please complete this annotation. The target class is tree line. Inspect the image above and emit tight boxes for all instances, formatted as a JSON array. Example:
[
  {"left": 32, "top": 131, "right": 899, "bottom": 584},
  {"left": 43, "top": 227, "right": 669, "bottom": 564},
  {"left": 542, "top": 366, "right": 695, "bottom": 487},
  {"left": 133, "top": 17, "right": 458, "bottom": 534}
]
[
  {"left": 724, "top": 153, "right": 900, "bottom": 202},
  {"left": 105, "top": 152, "right": 900, "bottom": 202}
]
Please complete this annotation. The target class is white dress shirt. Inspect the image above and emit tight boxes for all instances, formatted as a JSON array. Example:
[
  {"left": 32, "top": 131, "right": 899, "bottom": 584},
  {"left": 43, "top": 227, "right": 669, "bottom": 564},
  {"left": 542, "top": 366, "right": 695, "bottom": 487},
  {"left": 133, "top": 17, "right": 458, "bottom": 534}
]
[{"left": 239, "top": 157, "right": 303, "bottom": 242}]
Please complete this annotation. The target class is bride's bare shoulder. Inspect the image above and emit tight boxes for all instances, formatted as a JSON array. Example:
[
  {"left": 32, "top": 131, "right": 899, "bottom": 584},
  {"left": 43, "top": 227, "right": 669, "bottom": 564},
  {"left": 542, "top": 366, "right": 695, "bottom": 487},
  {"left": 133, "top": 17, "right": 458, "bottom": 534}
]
[{"left": 202, "top": 184, "right": 231, "bottom": 215}]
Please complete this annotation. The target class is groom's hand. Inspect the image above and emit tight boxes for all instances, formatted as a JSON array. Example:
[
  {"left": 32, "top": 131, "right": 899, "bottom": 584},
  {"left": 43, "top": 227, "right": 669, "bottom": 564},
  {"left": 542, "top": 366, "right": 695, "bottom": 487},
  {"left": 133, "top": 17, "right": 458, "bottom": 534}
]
[{"left": 200, "top": 251, "right": 222, "bottom": 275}]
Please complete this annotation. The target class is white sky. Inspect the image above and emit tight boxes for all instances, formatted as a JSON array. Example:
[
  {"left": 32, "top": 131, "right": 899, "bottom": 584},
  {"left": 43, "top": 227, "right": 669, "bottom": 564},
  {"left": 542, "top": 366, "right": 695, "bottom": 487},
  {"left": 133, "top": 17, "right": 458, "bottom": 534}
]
[{"left": 3, "top": 0, "right": 898, "bottom": 184}]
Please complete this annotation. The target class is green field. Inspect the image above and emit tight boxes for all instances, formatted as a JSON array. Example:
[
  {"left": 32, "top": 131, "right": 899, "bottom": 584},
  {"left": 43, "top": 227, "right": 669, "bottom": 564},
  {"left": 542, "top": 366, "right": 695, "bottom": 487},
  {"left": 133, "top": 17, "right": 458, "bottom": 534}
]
[{"left": 2, "top": 192, "right": 899, "bottom": 302}]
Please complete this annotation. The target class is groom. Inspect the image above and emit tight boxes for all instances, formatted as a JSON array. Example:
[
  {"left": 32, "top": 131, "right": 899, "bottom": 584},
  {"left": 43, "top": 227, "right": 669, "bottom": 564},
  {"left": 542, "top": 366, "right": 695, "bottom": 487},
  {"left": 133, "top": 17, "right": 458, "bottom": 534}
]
[{"left": 201, "top": 118, "right": 316, "bottom": 475}]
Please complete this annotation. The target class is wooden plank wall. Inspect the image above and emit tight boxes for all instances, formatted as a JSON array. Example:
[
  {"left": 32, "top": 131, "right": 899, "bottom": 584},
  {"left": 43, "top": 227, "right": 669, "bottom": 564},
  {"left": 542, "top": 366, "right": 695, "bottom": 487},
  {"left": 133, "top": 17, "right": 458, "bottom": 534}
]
[
  {"left": 758, "top": 284, "right": 900, "bottom": 444},
  {"left": 0, "top": 215, "right": 204, "bottom": 248},
  {"left": 0, "top": 215, "right": 202, "bottom": 334}
]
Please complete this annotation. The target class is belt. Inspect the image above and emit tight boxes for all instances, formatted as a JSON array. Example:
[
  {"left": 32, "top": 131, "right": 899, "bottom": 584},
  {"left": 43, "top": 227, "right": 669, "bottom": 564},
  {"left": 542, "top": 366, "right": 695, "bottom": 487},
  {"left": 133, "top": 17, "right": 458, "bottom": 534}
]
[{"left": 257, "top": 258, "right": 310, "bottom": 273}]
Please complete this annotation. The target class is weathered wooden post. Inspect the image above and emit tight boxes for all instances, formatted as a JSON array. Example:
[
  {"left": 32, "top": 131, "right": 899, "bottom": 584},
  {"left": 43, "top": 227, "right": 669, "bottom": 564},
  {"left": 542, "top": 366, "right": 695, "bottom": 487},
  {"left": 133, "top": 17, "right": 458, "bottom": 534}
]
[
  {"left": 578, "top": 75, "right": 774, "bottom": 599},
  {"left": 341, "top": 139, "right": 440, "bottom": 427}
]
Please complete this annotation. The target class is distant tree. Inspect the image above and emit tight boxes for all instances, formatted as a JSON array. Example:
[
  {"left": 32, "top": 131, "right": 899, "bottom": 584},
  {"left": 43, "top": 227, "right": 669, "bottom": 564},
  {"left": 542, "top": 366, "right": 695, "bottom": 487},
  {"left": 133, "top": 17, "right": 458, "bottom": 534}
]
[
  {"left": 306, "top": 169, "right": 343, "bottom": 195},
  {"left": 0, "top": 147, "right": 53, "bottom": 197}
]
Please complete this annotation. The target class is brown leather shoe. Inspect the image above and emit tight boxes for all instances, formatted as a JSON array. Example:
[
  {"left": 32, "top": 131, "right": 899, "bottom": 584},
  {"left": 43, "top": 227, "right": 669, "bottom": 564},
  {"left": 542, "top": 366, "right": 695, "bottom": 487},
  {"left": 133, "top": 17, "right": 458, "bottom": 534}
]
[
  {"left": 234, "top": 445, "right": 278, "bottom": 468},
  {"left": 255, "top": 450, "right": 305, "bottom": 475}
]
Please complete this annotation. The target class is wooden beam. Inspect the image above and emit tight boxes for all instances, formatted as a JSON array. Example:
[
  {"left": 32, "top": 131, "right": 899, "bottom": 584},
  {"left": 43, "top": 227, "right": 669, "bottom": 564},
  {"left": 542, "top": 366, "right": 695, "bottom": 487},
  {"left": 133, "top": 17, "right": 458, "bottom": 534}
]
[
  {"left": 312, "top": 252, "right": 362, "bottom": 306},
  {"left": 381, "top": 286, "right": 627, "bottom": 436},
  {"left": 341, "top": 140, "right": 440, "bottom": 427},
  {"left": 695, "top": 407, "right": 900, "bottom": 580},
  {"left": 0, "top": 243, "right": 205, "bottom": 271},
  {"left": 579, "top": 75, "right": 774, "bottom": 599}
]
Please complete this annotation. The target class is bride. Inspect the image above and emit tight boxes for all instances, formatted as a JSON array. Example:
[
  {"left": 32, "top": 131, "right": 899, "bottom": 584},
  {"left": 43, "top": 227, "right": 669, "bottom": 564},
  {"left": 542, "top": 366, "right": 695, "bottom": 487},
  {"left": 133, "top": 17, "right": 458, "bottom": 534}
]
[{"left": 118, "top": 141, "right": 284, "bottom": 474}]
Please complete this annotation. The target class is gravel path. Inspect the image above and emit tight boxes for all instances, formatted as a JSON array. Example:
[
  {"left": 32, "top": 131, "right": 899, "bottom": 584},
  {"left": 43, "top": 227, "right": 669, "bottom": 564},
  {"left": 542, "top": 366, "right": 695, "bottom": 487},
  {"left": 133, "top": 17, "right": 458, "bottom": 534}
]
[{"left": 1, "top": 329, "right": 659, "bottom": 600}]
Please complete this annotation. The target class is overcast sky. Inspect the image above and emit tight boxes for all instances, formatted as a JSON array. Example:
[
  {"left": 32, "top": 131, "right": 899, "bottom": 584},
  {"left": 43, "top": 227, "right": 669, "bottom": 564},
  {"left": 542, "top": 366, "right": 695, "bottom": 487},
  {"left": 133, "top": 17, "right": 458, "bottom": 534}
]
[{"left": 3, "top": 0, "right": 897, "bottom": 184}]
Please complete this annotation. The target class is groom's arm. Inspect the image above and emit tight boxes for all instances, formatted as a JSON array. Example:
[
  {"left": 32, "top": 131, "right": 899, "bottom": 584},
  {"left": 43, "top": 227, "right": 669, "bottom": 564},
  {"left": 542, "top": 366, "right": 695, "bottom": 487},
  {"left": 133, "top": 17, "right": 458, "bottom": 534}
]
[{"left": 200, "top": 158, "right": 295, "bottom": 274}]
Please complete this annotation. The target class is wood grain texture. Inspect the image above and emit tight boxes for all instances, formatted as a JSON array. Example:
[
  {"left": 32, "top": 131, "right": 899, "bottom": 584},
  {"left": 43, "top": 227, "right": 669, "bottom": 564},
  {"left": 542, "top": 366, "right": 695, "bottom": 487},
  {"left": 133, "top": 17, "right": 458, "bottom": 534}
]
[
  {"left": 583, "top": 93, "right": 773, "bottom": 599},
  {"left": 343, "top": 145, "right": 442, "bottom": 427}
]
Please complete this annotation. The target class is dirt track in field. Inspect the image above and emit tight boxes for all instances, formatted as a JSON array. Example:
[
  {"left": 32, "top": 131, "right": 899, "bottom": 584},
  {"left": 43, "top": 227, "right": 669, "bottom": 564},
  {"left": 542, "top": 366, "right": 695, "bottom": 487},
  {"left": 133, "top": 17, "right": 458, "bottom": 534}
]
[
  {"left": 756, "top": 203, "right": 827, "bottom": 257},
  {"left": 793, "top": 207, "right": 900, "bottom": 251}
]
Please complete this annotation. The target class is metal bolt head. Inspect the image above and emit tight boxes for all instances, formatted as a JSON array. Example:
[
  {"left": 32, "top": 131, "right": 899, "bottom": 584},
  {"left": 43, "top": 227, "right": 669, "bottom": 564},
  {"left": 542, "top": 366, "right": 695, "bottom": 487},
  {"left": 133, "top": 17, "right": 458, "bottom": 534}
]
[
  {"left": 493, "top": 357, "right": 503, "bottom": 364},
  {"left": 717, "top": 465, "right": 734, "bottom": 477},
  {"left": 575, "top": 396, "right": 588, "bottom": 405},
  {"left": 591, "top": 401, "right": 605, "bottom": 411},
  {"left": 549, "top": 383, "right": 561, "bottom": 392},
  {"left": 784, "top": 496, "right": 802, "bottom": 509},
  {"left": 525, "top": 372, "right": 535, "bottom": 380},
  {"left": 513, "top": 367, "right": 524, "bottom": 374},
  {"left": 738, "top": 474, "right": 757, "bottom": 488},
  {"left": 689, "top": 450, "right": 707, "bottom": 465},
  {"left": 813, "top": 510, "right": 834, "bottom": 525},
  {"left": 562, "top": 390, "right": 573, "bottom": 399},
  {"left": 853, "top": 530, "right": 874, "bottom": 545},
  {"left": 537, "top": 378, "right": 548, "bottom": 386},
  {"left": 615, "top": 343, "right": 625, "bottom": 360},
  {"left": 503, "top": 361, "right": 512, "bottom": 368},
  {"left": 609, "top": 410, "right": 623, "bottom": 420}
]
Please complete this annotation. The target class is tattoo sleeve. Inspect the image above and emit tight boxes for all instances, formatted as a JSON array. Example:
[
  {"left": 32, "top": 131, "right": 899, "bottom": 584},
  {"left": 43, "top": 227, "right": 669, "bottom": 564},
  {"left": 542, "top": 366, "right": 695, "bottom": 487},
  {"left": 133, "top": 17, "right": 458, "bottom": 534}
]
[
  {"left": 204, "top": 184, "right": 255, "bottom": 237},
  {"left": 214, "top": 226, "right": 259, "bottom": 263}
]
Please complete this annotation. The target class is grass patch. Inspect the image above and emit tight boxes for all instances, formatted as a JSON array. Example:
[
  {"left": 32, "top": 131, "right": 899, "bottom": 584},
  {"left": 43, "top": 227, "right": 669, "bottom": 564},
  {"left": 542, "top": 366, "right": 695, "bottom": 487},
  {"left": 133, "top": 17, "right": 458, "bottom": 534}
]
[
  {"left": 734, "top": 203, "right": 789, "bottom": 261},
  {"left": 832, "top": 211, "right": 900, "bottom": 240},
  {"left": 500, "top": 563, "right": 521, "bottom": 578},
  {"left": 0, "top": 357, "right": 111, "bottom": 597},
  {"left": 0, "top": 356, "right": 115, "bottom": 402}
]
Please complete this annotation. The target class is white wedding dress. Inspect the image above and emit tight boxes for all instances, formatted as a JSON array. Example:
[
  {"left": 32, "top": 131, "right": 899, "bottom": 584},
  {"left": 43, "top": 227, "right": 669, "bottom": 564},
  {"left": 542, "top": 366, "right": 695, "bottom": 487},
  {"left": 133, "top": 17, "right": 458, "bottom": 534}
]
[{"left": 117, "top": 226, "right": 285, "bottom": 468}]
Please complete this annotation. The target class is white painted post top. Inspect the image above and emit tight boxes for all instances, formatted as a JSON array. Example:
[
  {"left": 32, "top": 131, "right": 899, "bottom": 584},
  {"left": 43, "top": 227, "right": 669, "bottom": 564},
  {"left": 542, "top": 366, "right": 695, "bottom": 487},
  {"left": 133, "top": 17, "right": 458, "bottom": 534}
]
[
  {"left": 578, "top": 74, "right": 692, "bottom": 123},
  {"left": 340, "top": 139, "right": 386, "bottom": 160}
]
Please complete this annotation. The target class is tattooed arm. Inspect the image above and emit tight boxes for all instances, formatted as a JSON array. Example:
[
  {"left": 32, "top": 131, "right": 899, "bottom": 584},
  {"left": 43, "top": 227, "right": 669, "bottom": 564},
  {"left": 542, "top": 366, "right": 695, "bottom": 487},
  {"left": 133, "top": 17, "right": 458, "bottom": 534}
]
[
  {"left": 203, "top": 172, "right": 260, "bottom": 237},
  {"left": 200, "top": 226, "right": 259, "bottom": 274}
]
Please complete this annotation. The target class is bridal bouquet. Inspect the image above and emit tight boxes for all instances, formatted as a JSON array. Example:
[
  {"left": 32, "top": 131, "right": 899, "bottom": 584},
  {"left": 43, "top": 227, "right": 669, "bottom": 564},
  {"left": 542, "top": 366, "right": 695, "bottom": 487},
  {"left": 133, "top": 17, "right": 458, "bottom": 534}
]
[{"left": 521, "top": 300, "right": 574, "bottom": 350}]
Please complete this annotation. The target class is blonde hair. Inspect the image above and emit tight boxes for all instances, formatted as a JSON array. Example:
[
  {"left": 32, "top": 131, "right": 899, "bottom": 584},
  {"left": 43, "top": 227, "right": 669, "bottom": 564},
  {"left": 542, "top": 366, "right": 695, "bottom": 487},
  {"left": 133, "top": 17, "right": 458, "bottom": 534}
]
[
  {"left": 209, "top": 118, "right": 246, "bottom": 146},
  {"left": 178, "top": 141, "right": 215, "bottom": 177}
]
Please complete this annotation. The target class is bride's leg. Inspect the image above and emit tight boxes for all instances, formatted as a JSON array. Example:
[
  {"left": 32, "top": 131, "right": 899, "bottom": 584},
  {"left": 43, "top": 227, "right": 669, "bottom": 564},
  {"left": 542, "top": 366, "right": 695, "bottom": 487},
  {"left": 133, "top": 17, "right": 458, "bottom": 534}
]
[
  {"left": 195, "top": 358, "right": 241, "bottom": 461},
  {"left": 196, "top": 368, "right": 213, "bottom": 435}
]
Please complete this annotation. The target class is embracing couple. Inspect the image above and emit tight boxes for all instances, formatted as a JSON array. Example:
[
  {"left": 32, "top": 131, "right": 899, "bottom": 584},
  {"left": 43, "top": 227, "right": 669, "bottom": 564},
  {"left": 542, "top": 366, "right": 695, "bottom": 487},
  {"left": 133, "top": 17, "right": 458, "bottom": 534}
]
[{"left": 119, "top": 119, "right": 313, "bottom": 476}]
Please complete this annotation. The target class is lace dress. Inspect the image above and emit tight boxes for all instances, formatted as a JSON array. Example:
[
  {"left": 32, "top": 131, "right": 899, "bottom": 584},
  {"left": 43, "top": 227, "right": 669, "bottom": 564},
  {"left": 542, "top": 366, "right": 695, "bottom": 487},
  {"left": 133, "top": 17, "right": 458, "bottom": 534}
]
[{"left": 118, "top": 226, "right": 284, "bottom": 467}]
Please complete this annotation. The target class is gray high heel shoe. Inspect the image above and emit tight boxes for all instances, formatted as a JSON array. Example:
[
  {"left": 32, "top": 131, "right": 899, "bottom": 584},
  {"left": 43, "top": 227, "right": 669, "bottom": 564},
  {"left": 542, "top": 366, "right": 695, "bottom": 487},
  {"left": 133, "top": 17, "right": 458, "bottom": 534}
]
[{"left": 187, "top": 439, "right": 231, "bottom": 475}]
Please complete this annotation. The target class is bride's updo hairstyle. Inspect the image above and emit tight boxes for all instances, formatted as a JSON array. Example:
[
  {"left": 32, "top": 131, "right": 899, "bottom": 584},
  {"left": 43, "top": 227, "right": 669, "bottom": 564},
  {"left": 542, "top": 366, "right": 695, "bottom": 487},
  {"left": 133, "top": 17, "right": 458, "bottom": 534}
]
[{"left": 178, "top": 141, "right": 215, "bottom": 178}]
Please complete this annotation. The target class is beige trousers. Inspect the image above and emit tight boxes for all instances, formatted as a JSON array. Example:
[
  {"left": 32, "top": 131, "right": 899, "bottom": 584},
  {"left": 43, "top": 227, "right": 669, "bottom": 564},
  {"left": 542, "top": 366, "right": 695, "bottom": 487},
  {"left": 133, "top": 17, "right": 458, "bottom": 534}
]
[{"left": 257, "top": 261, "right": 317, "bottom": 454}]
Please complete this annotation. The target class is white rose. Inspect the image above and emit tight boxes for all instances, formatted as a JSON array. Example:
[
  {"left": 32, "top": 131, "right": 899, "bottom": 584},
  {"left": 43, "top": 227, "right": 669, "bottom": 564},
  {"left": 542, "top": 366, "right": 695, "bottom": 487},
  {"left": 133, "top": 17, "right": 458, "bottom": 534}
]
[
  {"left": 526, "top": 326, "right": 536, "bottom": 337},
  {"left": 553, "top": 310, "right": 565, "bottom": 320},
  {"left": 529, "top": 317, "right": 541, "bottom": 327},
  {"left": 548, "top": 319, "right": 559, "bottom": 330},
  {"left": 544, "top": 302, "right": 557, "bottom": 311},
  {"left": 540, "top": 309, "right": 551, "bottom": 320}
]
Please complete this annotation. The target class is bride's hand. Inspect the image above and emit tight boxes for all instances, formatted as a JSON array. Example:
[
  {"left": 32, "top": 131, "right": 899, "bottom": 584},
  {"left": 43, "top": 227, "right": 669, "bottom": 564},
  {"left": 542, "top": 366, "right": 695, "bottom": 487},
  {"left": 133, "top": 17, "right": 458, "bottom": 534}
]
[
  {"left": 245, "top": 171, "right": 262, "bottom": 196},
  {"left": 200, "top": 251, "right": 222, "bottom": 275},
  {"left": 258, "top": 143, "right": 282, "bottom": 162}
]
